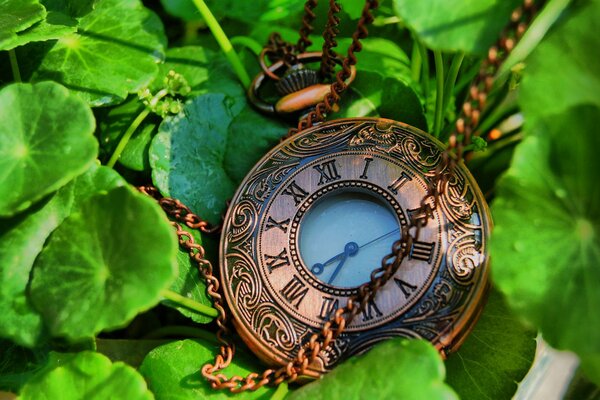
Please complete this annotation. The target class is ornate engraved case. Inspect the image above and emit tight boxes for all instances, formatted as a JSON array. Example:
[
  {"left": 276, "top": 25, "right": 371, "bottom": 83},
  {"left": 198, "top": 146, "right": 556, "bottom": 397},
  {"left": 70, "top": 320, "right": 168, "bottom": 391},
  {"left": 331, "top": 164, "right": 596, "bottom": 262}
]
[{"left": 220, "top": 118, "right": 491, "bottom": 376}]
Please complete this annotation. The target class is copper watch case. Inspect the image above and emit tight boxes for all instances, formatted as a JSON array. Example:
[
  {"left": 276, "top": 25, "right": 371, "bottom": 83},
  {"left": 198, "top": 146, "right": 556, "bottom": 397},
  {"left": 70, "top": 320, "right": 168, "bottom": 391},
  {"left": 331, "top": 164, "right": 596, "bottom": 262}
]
[{"left": 219, "top": 118, "right": 491, "bottom": 376}]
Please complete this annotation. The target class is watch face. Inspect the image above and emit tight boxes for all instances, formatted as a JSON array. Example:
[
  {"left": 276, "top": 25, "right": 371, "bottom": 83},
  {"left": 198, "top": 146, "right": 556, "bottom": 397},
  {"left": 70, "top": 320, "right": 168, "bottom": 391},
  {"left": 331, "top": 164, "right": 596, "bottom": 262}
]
[
  {"left": 220, "top": 118, "right": 490, "bottom": 374},
  {"left": 299, "top": 191, "right": 399, "bottom": 288}
]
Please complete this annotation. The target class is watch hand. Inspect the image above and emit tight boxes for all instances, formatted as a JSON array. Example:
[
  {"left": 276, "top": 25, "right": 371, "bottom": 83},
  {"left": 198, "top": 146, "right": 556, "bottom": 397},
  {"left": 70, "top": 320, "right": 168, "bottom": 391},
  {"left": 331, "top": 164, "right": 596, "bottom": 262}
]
[
  {"left": 311, "top": 228, "right": 400, "bottom": 279},
  {"left": 327, "top": 242, "right": 359, "bottom": 285},
  {"left": 311, "top": 251, "right": 346, "bottom": 275},
  {"left": 358, "top": 227, "right": 401, "bottom": 250}
]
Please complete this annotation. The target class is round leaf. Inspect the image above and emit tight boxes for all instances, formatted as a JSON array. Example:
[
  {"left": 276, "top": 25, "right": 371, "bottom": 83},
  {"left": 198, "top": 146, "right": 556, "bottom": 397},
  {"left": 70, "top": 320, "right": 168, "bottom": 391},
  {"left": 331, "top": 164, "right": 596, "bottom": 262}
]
[
  {"left": 445, "top": 288, "right": 537, "bottom": 399},
  {"left": 491, "top": 104, "right": 600, "bottom": 385},
  {"left": 0, "top": 82, "right": 97, "bottom": 217},
  {"left": 20, "top": 0, "right": 166, "bottom": 106},
  {"left": 29, "top": 186, "right": 178, "bottom": 341},
  {"left": 288, "top": 339, "right": 458, "bottom": 400},
  {"left": 0, "top": 0, "right": 100, "bottom": 51},
  {"left": 139, "top": 339, "right": 275, "bottom": 399},
  {"left": 150, "top": 93, "right": 287, "bottom": 225},
  {"left": 0, "top": 165, "right": 126, "bottom": 347},
  {"left": 393, "top": 0, "right": 521, "bottom": 54},
  {"left": 520, "top": 0, "right": 600, "bottom": 126},
  {"left": 0, "top": 0, "right": 45, "bottom": 48},
  {"left": 19, "top": 351, "right": 153, "bottom": 400}
]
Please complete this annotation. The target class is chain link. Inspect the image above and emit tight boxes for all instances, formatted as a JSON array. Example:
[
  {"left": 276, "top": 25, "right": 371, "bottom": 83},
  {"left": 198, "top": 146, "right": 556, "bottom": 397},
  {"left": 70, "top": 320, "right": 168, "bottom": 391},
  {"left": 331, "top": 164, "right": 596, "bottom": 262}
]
[{"left": 141, "top": 0, "right": 541, "bottom": 392}]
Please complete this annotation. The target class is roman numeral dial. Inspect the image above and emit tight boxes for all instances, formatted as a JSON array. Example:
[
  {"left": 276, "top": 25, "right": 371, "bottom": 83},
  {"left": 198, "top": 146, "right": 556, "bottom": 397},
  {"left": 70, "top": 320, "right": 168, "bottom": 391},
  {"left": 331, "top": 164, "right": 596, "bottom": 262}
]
[
  {"left": 256, "top": 151, "right": 443, "bottom": 330},
  {"left": 313, "top": 159, "right": 341, "bottom": 185}
]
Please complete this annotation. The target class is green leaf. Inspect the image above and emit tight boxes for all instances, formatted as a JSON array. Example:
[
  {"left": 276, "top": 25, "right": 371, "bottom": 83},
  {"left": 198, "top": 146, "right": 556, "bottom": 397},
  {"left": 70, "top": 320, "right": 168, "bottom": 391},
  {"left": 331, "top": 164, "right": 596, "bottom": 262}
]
[
  {"left": 445, "top": 288, "right": 537, "bottom": 400},
  {"left": 490, "top": 104, "right": 600, "bottom": 385},
  {"left": 0, "top": 340, "right": 49, "bottom": 392},
  {"left": 0, "top": 0, "right": 45, "bottom": 47},
  {"left": 96, "top": 339, "right": 169, "bottom": 368},
  {"left": 339, "top": 72, "right": 427, "bottom": 131},
  {"left": 520, "top": 0, "right": 600, "bottom": 126},
  {"left": 19, "top": 0, "right": 166, "bottom": 107},
  {"left": 0, "top": 82, "right": 97, "bottom": 217},
  {"left": 19, "top": 351, "right": 154, "bottom": 400},
  {"left": 0, "top": 165, "right": 125, "bottom": 347},
  {"left": 97, "top": 47, "right": 243, "bottom": 171},
  {"left": 160, "top": 0, "right": 305, "bottom": 22},
  {"left": 393, "top": 0, "right": 521, "bottom": 54},
  {"left": 42, "top": 0, "right": 98, "bottom": 18},
  {"left": 0, "top": 0, "right": 100, "bottom": 51},
  {"left": 288, "top": 339, "right": 457, "bottom": 400},
  {"left": 150, "top": 93, "right": 287, "bottom": 225},
  {"left": 29, "top": 186, "right": 178, "bottom": 341},
  {"left": 163, "top": 224, "right": 214, "bottom": 324},
  {"left": 139, "top": 339, "right": 275, "bottom": 399},
  {"left": 0, "top": 15, "right": 76, "bottom": 52},
  {"left": 152, "top": 46, "right": 245, "bottom": 100}
]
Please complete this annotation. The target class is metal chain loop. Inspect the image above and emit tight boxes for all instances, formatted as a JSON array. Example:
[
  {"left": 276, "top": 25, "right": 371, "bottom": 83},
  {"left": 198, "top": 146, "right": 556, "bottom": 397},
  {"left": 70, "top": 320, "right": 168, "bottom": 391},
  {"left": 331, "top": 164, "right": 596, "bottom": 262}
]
[
  {"left": 140, "top": 0, "right": 542, "bottom": 392},
  {"left": 320, "top": 0, "right": 342, "bottom": 79}
]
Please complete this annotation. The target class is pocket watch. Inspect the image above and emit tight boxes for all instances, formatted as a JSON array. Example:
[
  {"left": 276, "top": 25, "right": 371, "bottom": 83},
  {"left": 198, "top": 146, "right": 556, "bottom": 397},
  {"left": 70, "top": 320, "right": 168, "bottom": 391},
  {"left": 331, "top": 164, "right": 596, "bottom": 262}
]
[{"left": 220, "top": 117, "right": 491, "bottom": 375}]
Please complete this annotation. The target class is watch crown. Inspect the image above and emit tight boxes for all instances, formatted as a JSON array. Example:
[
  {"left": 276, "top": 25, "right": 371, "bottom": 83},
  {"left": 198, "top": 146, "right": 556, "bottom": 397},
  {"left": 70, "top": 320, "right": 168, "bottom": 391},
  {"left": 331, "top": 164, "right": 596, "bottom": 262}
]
[{"left": 276, "top": 66, "right": 319, "bottom": 95}]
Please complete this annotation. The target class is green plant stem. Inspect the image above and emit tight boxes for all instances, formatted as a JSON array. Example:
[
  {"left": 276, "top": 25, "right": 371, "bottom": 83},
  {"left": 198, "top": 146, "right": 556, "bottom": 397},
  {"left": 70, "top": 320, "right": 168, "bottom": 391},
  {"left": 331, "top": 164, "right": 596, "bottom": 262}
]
[
  {"left": 231, "top": 36, "right": 264, "bottom": 56},
  {"left": 411, "top": 44, "right": 422, "bottom": 83},
  {"left": 416, "top": 40, "right": 430, "bottom": 101},
  {"left": 270, "top": 382, "right": 289, "bottom": 400},
  {"left": 500, "top": 0, "right": 571, "bottom": 76},
  {"left": 8, "top": 50, "right": 21, "bottom": 83},
  {"left": 161, "top": 289, "right": 219, "bottom": 318},
  {"left": 142, "top": 325, "right": 219, "bottom": 342},
  {"left": 106, "top": 89, "right": 169, "bottom": 168},
  {"left": 442, "top": 52, "right": 464, "bottom": 117},
  {"left": 106, "top": 107, "right": 151, "bottom": 168},
  {"left": 432, "top": 50, "right": 445, "bottom": 138},
  {"left": 191, "top": 0, "right": 251, "bottom": 88},
  {"left": 454, "top": 60, "right": 481, "bottom": 94}
]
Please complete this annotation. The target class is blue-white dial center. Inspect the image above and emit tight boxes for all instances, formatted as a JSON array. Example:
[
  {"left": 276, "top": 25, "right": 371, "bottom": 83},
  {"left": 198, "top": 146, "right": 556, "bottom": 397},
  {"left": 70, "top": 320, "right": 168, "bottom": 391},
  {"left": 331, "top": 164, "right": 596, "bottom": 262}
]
[{"left": 299, "top": 191, "right": 400, "bottom": 288}]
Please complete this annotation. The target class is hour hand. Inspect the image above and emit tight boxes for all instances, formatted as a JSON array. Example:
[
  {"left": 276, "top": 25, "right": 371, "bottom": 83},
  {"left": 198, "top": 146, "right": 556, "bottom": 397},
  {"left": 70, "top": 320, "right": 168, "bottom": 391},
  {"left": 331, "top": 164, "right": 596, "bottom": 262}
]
[{"left": 311, "top": 252, "right": 344, "bottom": 275}]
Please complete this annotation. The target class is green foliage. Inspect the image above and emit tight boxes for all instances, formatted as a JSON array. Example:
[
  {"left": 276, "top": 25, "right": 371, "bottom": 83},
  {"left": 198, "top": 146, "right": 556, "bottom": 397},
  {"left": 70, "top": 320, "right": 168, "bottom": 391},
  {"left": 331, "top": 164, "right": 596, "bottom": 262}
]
[
  {"left": 0, "top": 82, "right": 97, "bottom": 217},
  {"left": 0, "top": 165, "right": 125, "bottom": 347},
  {"left": 491, "top": 104, "right": 600, "bottom": 385},
  {"left": 445, "top": 288, "right": 537, "bottom": 399},
  {"left": 0, "top": 0, "right": 597, "bottom": 397},
  {"left": 288, "top": 339, "right": 457, "bottom": 400},
  {"left": 18, "top": 0, "right": 166, "bottom": 106},
  {"left": 394, "top": 0, "right": 521, "bottom": 54},
  {"left": 19, "top": 351, "right": 154, "bottom": 399},
  {"left": 519, "top": 0, "right": 600, "bottom": 125},
  {"left": 150, "top": 93, "right": 287, "bottom": 224},
  {"left": 29, "top": 186, "right": 178, "bottom": 341},
  {"left": 139, "top": 339, "right": 275, "bottom": 399},
  {"left": 164, "top": 224, "right": 214, "bottom": 324},
  {"left": 0, "top": 0, "right": 46, "bottom": 49}
]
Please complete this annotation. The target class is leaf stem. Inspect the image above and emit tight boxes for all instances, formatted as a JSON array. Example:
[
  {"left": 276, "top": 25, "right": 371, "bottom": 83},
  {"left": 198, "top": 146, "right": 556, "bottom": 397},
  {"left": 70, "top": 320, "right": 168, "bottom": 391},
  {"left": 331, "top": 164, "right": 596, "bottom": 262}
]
[
  {"left": 106, "top": 89, "right": 169, "bottom": 168},
  {"left": 161, "top": 289, "right": 219, "bottom": 318},
  {"left": 411, "top": 44, "right": 422, "bottom": 83},
  {"left": 231, "top": 36, "right": 264, "bottom": 57},
  {"left": 432, "top": 50, "right": 445, "bottom": 138},
  {"left": 106, "top": 108, "right": 151, "bottom": 168},
  {"left": 191, "top": 0, "right": 251, "bottom": 88},
  {"left": 416, "top": 39, "right": 430, "bottom": 101},
  {"left": 142, "top": 325, "right": 219, "bottom": 343},
  {"left": 500, "top": 0, "right": 571, "bottom": 76},
  {"left": 8, "top": 50, "right": 22, "bottom": 83},
  {"left": 270, "top": 382, "right": 289, "bottom": 400},
  {"left": 442, "top": 52, "right": 464, "bottom": 118}
]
